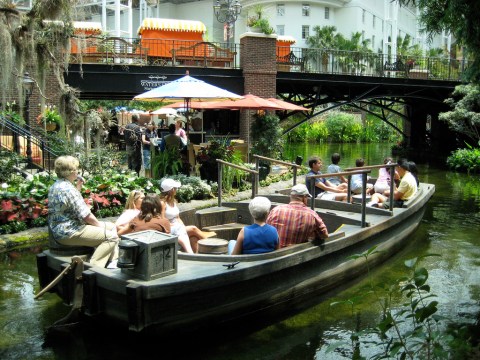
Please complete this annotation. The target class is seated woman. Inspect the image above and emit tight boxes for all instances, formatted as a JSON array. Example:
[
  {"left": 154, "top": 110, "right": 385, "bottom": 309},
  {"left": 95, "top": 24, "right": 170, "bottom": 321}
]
[
  {"left": 160, "top": 178, "right": 216, "bottom": 253},
  {"left": 374, "top": 157, "right": 399, "bottom": 194},
  {"left": 228, "top": 196, "right": 279, "bottom": 255},
  {"left": 367, "top": 159, "right": 418, "bottom": 208},
  {"left": 117, "top": 194, "right": 170, "bottom": 236},
  {"left": 115, "top": 190, "right": 145, "bottom": 228},
  {"left": 48, "top": 156, "right": 118, "bottom": 268}
]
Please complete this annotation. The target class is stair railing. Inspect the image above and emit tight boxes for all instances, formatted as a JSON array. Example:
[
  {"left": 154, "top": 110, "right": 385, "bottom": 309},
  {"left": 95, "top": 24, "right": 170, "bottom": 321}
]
[
  {"left": 0, "top": 115, "right": 59, "bottom": 173},
  {"left": 216, "top": 159, "right": 259, "bottom": 207}
]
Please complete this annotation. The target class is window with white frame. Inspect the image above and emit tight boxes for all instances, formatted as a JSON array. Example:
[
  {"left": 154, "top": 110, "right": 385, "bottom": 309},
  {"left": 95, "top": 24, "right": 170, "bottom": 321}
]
[
  {"left": 325, "top": 7, "right": 330, "bottom": 19},
  {"left": 277, "top": 4, "right": 285, "bottom": 17},
  {"left": 373, "top": 15, "right": 375, "bottom": 28},
  {"left": 302, "top": 25, "right": 310, "bottom": 39},
  {"left": 302, "top": 4, "right": 310, "bottom": 17},
  {"left": 362, "top": 31, "right": 365, "bottom": 42},
  {"left": 372, "top": 35, "right": 375, "bottom": 49},
  {"left": 362, "top": 10, "right": 366, "bottom": 24},
  {"left": 277, "top": 25, "right": 285, "bottom": 35}
]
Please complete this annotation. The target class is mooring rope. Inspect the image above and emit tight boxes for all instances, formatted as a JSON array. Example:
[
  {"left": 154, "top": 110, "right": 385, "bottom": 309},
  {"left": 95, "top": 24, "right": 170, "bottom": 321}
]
[{"left": 34, "top": 256, "right": 83, "bottom": 299}]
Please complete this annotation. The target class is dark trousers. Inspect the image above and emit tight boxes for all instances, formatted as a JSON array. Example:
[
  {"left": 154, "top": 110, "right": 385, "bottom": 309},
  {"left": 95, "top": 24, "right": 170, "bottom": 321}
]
[{"left": 126, "top": 145, "right": 142, "bottom": 175}]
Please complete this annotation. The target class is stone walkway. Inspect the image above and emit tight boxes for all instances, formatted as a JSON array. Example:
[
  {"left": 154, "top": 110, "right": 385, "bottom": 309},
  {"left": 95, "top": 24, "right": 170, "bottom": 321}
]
[{"left": 0, "top": 178, "right": 297, "bottom": 252}]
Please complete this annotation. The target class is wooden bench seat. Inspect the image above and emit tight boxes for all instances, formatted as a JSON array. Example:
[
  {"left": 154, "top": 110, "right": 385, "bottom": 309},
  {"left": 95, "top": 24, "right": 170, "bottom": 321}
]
[{"left": 277, "top": 51, "right": 305, "bottom": 72}]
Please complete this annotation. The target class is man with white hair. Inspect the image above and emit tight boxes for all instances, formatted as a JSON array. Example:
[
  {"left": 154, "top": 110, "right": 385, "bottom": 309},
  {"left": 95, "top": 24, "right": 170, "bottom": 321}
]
[
  {"left": 266, "top": 184, "right": 329, "bottom": 247},
  {"left": 229, "top": 196, "right": 279, "bottom": 255}
]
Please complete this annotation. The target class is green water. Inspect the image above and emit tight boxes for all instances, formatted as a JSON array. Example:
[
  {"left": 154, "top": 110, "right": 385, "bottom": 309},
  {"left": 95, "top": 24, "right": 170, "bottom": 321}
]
[{"left": 1, "top": 143, "right": 480, "bottom": 359}]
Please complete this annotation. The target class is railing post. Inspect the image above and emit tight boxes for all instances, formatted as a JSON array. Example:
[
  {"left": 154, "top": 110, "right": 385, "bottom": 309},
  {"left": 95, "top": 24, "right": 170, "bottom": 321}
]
[
  {"left": 388, "top": 165, "right": 395, "bottom": 211},
  {"left": 361, "top": 172, "right": 367, "bottom": 228},
  {"left": 255, "top": 156, "right": 259, "bottom": 196},
  {"left": 292, "top": 165, "right": 297, "bottom": 185}
]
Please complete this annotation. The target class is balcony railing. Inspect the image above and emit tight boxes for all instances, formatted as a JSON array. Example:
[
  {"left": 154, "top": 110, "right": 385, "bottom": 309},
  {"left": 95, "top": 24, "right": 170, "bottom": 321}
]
[
  {"left": 69, "top": 36, "right": 468, "bottom": 81},
  {"left": 277, "top": 46, "right": 469, "bottom": 81}
]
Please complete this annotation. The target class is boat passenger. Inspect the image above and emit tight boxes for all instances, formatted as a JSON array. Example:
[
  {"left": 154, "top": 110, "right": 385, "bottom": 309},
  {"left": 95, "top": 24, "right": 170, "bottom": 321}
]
[
  {"left": 266, "top": 184, "right": 329, "bottom": 247},
  {"left": 115, "top": 190, "right": 145, "bottom": 228},
  {"left": 367, "top": 159, "right": 418, "bottom": 208},
  {"left": 228, "top": 196, "right": 279, "bottom": 255},
  {"left": 160, "top": 178, "right": 216, "bottom": 253},
  {"left": 48, "top": 155, "right": 119, "bottom": 268},
  {"left": 117, "top": 194, "right": 171, "bottom": 236},
  {"left": 373, "top": 157, "right": 399, "bottom": 194},
  {"left": 326, "top": 152, "right": 348, "bottom": 186},
  {"left": 305, "top": 156, "right": 348, "bottom": 201},
  {"left": 350, "top": 158, "right": 374, "bottom": 195}
]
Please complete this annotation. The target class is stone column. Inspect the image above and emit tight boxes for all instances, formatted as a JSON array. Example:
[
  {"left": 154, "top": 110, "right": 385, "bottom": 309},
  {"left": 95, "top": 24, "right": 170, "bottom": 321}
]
[{"left": 239, "top": 33, "right": 277, "bottom": 147}]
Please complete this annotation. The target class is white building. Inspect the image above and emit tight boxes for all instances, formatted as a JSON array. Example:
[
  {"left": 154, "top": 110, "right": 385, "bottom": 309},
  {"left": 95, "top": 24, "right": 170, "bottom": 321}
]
[{"left": 18, "top": 0, "right": 450, "bottom": 56}]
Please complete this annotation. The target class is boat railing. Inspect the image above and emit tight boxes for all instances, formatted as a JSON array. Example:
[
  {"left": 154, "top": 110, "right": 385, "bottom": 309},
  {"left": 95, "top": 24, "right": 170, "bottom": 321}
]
[
  {"left": 216, "top": 159, "right": 259, "bottom": 207},
  {"left": 344, "top": 163, "right": 398, "bottom": 211},
  {"left": 308, "top": 168, "right": 374, "bottom": 228},
  {"left": 252, "top": 154, "right": 303, "bottom": 192}
]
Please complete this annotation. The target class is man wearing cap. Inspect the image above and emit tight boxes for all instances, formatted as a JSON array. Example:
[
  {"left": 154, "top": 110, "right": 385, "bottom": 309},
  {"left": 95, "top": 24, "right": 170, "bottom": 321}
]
[{"left": 266, "top": 184, "right": 328, "bottom": 247}]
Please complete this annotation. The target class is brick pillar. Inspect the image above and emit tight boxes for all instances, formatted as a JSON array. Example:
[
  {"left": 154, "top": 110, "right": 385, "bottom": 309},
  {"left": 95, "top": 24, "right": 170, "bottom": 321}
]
[{"left": 239, "top": 33, "right": 277, "bottom": 147}]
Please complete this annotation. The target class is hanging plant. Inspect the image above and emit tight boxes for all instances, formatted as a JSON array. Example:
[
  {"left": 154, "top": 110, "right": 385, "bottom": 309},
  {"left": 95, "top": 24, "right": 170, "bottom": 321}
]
[{"left": 36, "top": 105, "right": 62, "bottom": 131}]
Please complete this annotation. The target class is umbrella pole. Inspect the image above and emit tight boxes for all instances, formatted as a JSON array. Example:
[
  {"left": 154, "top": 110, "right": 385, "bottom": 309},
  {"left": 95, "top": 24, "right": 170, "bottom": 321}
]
[{"left": 185, "top": 97, "right": 191, "bottom": 172}]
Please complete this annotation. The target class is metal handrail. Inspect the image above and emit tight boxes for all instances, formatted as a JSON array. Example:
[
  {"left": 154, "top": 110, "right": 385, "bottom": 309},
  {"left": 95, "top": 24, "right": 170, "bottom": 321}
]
[
  {"left": 216, "top": 159, "right": 259, "bottom": 207},
  {"left": 307, "top": 169, "right": 373, "bottom": 228},
  {"left": 0, "top": 115, "right": 59, "bottom": 172},
  {"left": 252, "top": 154, "right": 303, "bottom": 192}
]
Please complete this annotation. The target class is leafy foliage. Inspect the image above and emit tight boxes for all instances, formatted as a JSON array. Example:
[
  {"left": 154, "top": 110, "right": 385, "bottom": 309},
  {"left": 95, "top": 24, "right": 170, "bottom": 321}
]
[
  {"left": 251, "top": 113, "right": 284, "bottom": 159},
  {"left": 152, "top": 147, "right": 183, "bottom": 178},
  {"left": 324, "top": 112, "right": 362, "bottom": 142},
  {"left": 440, "top": 84, "right": 480, "bottom": 144},
  {"left": 446, "top": 143, "right": 480, "bottom": 173}
]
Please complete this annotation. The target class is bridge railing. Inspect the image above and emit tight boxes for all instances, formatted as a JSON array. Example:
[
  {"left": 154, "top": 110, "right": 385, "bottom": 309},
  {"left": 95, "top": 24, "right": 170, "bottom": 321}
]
[
  {"left": 69, "top": 36, "right": 468, "bottom": 81},
  {"left": 279, "top": 46, "right": 469, "bottom": 81}
]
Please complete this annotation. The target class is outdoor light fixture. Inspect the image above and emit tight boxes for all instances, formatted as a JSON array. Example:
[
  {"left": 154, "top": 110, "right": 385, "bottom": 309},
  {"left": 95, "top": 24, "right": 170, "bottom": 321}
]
[
  {"left": 22, "top": 72, "right": 34, "bottom": 167},
  {"left": 118, "top": 239, "right": 140, "bottom": 269},
  {"left": 213, "top": 0, "right": 242, "bottom": 48}
]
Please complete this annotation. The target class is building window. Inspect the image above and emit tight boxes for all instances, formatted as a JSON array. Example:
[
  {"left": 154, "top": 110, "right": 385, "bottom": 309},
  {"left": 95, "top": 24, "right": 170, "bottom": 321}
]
[
  {"left": 277, "top": 25, "right": 285, "bottom": 35},
  {"left": 362, "top": 9, "right": 366, "bottom": 24},
  {"left": 372, "top": 35, "right": 375, "bottom": 49},
  {"left": 372, "top": 15, "right": 375, "bottom": 28},
  {"left": 302, "top": 25, "right": 310, "bottom": 39},
  {"left": 277, "top": 4, "right": 285, "bottom": 17},
  {"left": 325, "top": 7, "right": 330, "bottom": 19},
  {"left": 302, "top": 4, "right": 310, "bottom": 17},
  {"left": 362, "top": 31, "right": 365, "bottom": 42}
]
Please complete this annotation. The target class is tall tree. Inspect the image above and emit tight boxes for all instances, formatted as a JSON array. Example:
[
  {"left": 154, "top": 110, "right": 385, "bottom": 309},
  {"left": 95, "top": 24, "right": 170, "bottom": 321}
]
[{"left": 398, "top": 0, "right": 480, "bottom": 83}]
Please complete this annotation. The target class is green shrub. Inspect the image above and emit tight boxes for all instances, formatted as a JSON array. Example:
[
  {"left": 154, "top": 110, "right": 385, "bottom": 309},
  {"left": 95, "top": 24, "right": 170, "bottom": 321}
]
[
  {"left": 324, "top": 112, "right": 362, "bottom": 142},
  {"left": 446, "top": 145, "right": 480, "bottom": 173}
]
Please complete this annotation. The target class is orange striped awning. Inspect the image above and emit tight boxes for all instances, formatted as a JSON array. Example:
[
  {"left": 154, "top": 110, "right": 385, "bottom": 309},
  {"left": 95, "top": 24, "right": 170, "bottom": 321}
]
[
  {"left": 277, "top": 35, "right": 296, "bottom": 44},
  {"left": 73, "top": 21, "right": 103, "bottom": 34},
  {"left": 138, "top": 18, "right": 206, "bottom": 35}
]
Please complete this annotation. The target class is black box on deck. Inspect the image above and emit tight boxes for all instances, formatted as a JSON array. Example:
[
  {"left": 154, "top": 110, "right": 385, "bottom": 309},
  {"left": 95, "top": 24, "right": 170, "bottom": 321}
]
[{"left": 120, "top": 230, "right": 177, "bottom": 281}]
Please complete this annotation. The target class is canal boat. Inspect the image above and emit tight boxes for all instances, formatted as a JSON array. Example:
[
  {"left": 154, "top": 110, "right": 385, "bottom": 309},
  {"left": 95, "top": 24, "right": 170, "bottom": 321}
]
[{"left": 36, "top": 175, "right": 434, "bottom": 334}]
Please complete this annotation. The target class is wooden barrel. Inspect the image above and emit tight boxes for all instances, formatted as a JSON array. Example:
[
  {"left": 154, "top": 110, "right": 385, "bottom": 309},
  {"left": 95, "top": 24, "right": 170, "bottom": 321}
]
[{"left": 197, "top": 238, "right": 228, "bottom": 255}]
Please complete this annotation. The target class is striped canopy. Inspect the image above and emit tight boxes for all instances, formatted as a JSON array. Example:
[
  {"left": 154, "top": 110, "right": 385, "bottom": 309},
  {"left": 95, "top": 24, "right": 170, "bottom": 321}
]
[
  {"left": 73, "top": 21, "right": 102, "bottom": 34},
  {"left": 138, "top": 18, "right": 206, "bottom": 35}
]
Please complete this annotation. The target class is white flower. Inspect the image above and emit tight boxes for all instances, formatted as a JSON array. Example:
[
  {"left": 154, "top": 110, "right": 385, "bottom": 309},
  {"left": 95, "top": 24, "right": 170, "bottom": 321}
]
[
  {"left": 1, "top": 183, "right": 7, "bottom": 189},
  {"left": 26, "top": 174, "right": 34, "bottom": 181},
  {"left": 31, "top": 188, "right": 37, "bottom": 194}
]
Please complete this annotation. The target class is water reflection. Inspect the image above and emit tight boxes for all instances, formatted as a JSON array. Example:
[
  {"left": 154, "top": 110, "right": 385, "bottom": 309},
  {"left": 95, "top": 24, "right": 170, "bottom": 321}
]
[{"left": 1, "top": 143, "right": 480, "bottom": 359}]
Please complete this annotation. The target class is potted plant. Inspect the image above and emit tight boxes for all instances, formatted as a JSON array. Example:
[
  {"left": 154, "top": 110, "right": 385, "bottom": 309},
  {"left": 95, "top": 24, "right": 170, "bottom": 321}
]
[
  {"left": 37, "top": 106, "right": 62, "bottom": 131},
  {"left": 246, "top": 5, "right": 274, "bottom": 35}
]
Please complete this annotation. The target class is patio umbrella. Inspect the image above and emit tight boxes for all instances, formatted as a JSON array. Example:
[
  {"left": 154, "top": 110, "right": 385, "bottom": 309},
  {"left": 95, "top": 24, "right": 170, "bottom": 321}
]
[
  {"left": 212, "top": 94, "right": 285, "bottom": 110},
  {"left": 150, "top": 107, "right": 178, "bottom": 116},
  {"left": 163, "top": 101, "right": 223, "bottom": 110},
  {"left": 266, "top": 98, "right": 309, "bottom": 111}
]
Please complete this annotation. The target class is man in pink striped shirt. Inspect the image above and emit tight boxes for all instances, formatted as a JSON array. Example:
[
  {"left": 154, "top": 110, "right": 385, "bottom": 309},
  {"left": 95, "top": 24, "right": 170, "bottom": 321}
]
[{"left": 266, "top": 184, "right": 329, "bottom": 248}]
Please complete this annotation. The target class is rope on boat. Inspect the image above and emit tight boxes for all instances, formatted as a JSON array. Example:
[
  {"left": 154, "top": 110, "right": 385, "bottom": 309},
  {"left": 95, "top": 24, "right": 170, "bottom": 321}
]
[{"left": 34, "top": 256, "right": 84, "bottom": 299}]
